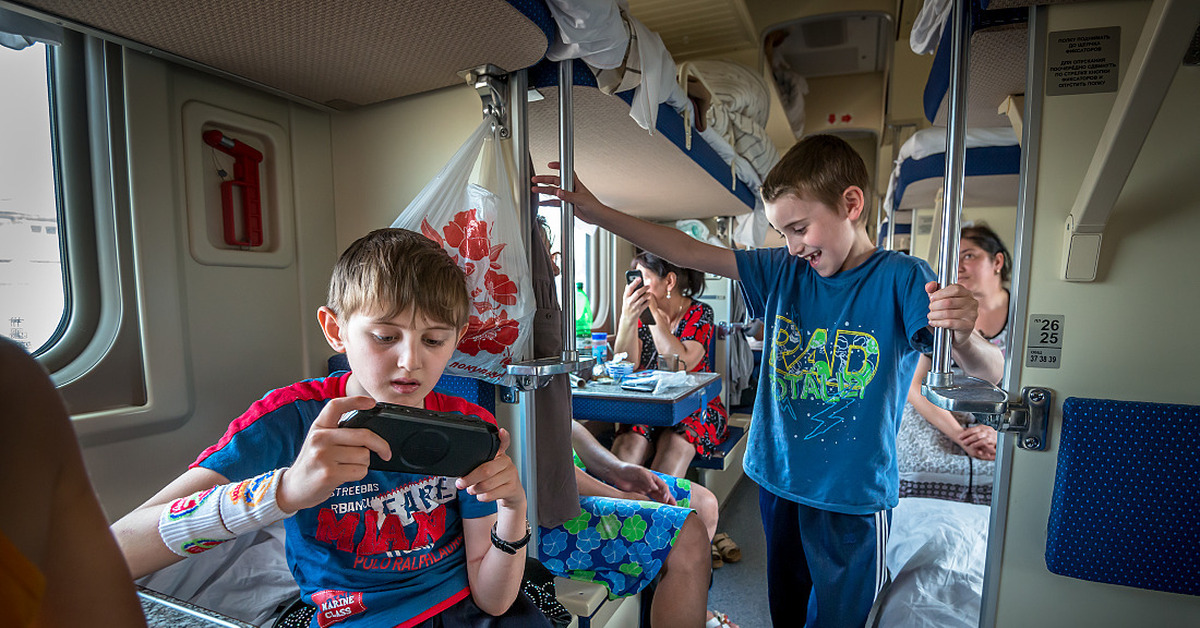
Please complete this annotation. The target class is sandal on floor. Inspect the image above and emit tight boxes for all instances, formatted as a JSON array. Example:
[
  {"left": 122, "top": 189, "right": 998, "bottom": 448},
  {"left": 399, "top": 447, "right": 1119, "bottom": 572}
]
[
  {"left": 711, "top": 543, "right": 724, "bottom": 569},
  {"left": 705, "top": 610, "right": 739, "bottom": 628},
  {"left": 713, "top": 532, "right": 741, "bottom": 563}
]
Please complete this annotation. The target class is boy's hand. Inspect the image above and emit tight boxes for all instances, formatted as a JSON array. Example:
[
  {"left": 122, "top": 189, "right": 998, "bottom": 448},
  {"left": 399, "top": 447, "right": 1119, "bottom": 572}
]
[
  {"left": 456, "top": 429, "right": 526, "bottom": 512},
  {"left": 532, "top": 162, "right": 605, "bottom": 224},
  {"left": 277, "top": 396, "right": 392, "bottom": 513},
  {"left": 925, "top": 281, "right": 980, "bottom": 347},
  {"left": 605, "top": 462, "right": 676, "bottom": 506}
]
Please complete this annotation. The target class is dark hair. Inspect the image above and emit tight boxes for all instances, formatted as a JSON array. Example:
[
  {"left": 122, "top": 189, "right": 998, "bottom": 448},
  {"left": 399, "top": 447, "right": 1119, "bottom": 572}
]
[
  {"left": 761, "top": 134, "right": 872, "bottom": 213},
  {"left": 328, "top": 228, "right": 469, "bottom": 328},
  {"left": 632, "top": 251, "right": 706, "bottom": 298},
  {"left": 961, "top": 223, "right": 1011, "bottom": 283}
]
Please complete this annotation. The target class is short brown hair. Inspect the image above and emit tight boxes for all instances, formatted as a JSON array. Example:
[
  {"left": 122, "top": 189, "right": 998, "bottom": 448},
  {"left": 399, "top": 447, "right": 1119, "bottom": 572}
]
[
  {"left": 761, "top": 135, "right": 871, "bottom": 212},
  {"left": 327, "top": 228, "right": 469, "bottom": 327}
]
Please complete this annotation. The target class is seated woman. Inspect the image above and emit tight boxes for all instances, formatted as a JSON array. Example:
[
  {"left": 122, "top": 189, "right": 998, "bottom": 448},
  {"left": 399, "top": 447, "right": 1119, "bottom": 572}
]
[
  {"left": 540, "top": 421, "right": 735, "bottom": 628},
  {"left": 899, "top": 223, "right": 1010, "bottom": 504},
  {"left": 611, "top": 252, "right": 729, "bottom": 476}
]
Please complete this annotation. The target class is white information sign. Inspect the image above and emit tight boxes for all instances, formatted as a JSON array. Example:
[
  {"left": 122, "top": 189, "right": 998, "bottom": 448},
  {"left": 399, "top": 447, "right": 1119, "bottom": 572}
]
[{"left": 1026, "top": 314, "right": 1064, "bottom": 369}]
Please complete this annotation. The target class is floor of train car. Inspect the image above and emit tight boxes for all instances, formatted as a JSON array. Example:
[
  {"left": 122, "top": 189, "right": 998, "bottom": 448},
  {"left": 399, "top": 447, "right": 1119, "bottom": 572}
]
[{"left": 708, "top": 476, "right": 771, "bottom": 628}]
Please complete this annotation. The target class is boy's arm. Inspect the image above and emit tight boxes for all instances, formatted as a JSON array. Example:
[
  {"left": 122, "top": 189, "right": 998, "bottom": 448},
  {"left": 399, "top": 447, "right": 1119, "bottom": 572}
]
[
  {"left": 111, "top": 467, "right": 232, "bottom": 579},
  {"left": 458, "top": 429, "right": 528, "bottom": 616},
  {"left": 925, "top": 281, "right": 1005, "bottom": 384},
  {"left": 533, "top": 162, "right": 740, "bottom": 280}
]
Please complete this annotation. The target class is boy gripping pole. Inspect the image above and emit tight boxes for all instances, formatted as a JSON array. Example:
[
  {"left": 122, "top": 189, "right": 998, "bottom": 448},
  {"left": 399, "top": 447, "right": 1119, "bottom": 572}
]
[
  {"left": 533, "top": 134, "right": 1003, "bottom": 627},
  {"left": 113, "top": 229, "right": 546, "bottom": 627}
]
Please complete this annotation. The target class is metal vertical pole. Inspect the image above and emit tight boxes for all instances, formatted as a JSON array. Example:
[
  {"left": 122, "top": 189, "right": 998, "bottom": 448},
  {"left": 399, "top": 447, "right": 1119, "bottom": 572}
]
[
  {"left": 559, "top": 59, "right": 578, "bottom": 362},
  {"left": 928, "top": 0, "right": 970, "bottom": 386},
  {"left": 509, "top": 69, "right": 538, "bottom": 539}
]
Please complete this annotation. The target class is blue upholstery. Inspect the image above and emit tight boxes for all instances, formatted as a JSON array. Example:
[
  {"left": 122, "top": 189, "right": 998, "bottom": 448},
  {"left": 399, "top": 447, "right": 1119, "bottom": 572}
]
[
  {"left": 891, "top": 144, "right": 1022, "bottom": 212},
  {"left": 325, "top": 354, "right": 496, "bottom": 416},
  {"left": 1045, "top": 397, "right": 1200, "bottom": 596}
]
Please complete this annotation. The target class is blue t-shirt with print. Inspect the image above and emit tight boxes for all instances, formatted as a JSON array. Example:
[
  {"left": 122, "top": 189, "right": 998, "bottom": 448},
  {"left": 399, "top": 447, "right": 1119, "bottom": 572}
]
[
  {"left": 193, "top": 374, "right": 497, "bottom": 628},
  {"left": 735, "top": 247, "right": 935, "bottom": 514}
]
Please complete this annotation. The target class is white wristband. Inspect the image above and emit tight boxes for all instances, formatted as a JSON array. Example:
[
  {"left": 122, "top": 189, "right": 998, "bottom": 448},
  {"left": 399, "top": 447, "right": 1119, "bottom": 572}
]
[
  {"left": 158, "top": 486, "right": 233, "bottom": 557},
  {"left": 219, "top": 468, "right": 290, "bottom": 536},
  {"left": 157, "top": 468, "right": 291, "bottom": 557}
]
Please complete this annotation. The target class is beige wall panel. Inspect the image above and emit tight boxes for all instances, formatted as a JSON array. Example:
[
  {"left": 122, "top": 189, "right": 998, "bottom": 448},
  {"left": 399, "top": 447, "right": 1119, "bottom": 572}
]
[
  {"left": 81, "top": 55, "right": 336, "bottom": 519},
  {"left": 330, "top": 85, "right": 481, "bottom": 253},
  {"left": 993, "top": 1, "right": 1200, "bottom": 625}
]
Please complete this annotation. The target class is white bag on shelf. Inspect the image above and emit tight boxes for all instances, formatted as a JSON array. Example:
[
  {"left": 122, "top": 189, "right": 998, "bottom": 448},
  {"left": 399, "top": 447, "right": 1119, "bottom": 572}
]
[{"left": 391, "top": 119, "right": 533, "bottom": 386}]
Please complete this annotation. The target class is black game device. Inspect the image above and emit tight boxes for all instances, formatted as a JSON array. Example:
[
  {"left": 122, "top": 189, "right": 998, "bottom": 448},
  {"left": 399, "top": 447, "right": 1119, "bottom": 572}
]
[
  {"left": 338, "top": 402, "right": 500, "bottom": 476},
  {"left": 625, "top": 270, "right": 656, "bottom": 325}
]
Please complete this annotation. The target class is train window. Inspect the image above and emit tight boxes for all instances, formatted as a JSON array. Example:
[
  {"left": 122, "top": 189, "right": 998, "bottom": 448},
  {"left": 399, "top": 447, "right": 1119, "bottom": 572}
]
[
  {"left": 537, "top": 206, "right": 596, "bottom": 302},
  {"left": 0, "top": 42, "right": 64, "bottom": 354}
]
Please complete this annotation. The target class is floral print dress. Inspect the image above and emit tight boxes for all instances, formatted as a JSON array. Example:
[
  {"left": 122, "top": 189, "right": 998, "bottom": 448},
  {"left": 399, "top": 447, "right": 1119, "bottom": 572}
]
[
  {"left": 537, "top": 452, "right": 696, "bottom": 599},
  {"left": 627, "top": 300, "right": 729, "bottom": 458}
]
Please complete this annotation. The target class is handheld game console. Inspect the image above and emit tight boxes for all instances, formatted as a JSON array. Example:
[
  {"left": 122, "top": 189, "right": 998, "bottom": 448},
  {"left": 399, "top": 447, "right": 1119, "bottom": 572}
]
[{"left": 338, "top": 402, "right": 500, "bottom": 477}]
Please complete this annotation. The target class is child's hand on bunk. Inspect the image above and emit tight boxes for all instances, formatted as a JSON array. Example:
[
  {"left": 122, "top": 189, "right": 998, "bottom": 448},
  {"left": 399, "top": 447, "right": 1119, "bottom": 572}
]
[
  {"left": 956, "top": 424, "right": 997, "bottom": 460},
  {"left": 456, "top": 428, "right": 527, "bottom": 512},
  {"left": 278, "top": 396, "right": 391, "bottom": 513},
  {"left": 605, "top": 462, "right": 676, "bottom": 506},
  {"left": 531, "top": 161, "right": 605, "bottom": 223},
  {"left": 925, "top": 281, "right": 980, "bottom": 346}
]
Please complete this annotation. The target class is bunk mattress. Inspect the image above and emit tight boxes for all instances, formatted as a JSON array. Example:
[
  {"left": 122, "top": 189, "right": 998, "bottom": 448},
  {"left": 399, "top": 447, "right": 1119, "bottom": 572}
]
[
  {"left": 886, "top": 127, "right": 1022, "bottom": 214},
  {"left": 528, "top": 61, "right": 758, "bottom": 221}
]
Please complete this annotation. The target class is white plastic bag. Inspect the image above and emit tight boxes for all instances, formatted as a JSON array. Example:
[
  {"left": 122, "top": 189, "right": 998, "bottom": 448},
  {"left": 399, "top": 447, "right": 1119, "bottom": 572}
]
[{"left": 391, "top": 119, "right": 534, "bottom": 386}]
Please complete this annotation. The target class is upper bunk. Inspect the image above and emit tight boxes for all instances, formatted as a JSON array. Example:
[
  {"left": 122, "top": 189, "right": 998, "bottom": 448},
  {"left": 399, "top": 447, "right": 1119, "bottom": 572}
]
[
  {"left": 920, "top": 0, "right": 1033, "bottom": 127},
  {"left": 885, "top": 126, "right": 1021, "bottom": 216},
  {"left": 1, "top": 0, "right": 556, "bottom": 110}
]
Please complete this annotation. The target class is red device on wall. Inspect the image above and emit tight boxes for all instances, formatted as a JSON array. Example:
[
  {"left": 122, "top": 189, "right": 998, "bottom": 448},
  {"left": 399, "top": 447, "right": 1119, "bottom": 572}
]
[{"left": 202, "top": 129, "right": 264, "bottom": 247}]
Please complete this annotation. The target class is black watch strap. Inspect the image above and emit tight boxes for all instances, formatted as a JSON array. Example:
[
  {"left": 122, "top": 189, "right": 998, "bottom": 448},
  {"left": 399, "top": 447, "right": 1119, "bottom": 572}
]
[{"left": 490, "top": 521, "right": 531, "bottom": 554}]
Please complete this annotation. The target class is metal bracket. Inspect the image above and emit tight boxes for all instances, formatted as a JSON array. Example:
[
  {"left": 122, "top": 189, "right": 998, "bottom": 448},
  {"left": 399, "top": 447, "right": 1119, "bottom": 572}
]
[
  {"left": 459, "top": 64, "right": 510, "bottom": 138},
  {"left": 505, "top": 355, "right": 596, "bottom": 392},
  {"left": 923, "top": 378, "right": 1051, "bottom": 451}
]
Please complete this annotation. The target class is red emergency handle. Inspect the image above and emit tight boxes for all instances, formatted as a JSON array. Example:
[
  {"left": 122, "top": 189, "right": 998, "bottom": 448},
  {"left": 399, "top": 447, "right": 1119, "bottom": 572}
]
[{"left": 202, "top": 129, "right": 264, "bottom": 247}]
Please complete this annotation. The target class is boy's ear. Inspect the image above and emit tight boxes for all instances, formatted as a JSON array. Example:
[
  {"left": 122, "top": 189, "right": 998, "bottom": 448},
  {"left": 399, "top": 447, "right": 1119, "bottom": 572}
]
[
  {"left": 318, "top": 306, "right": 347, "bottom": 353},
  {"left": 841, "top": 186, "right": 866, "bottom": 222}
]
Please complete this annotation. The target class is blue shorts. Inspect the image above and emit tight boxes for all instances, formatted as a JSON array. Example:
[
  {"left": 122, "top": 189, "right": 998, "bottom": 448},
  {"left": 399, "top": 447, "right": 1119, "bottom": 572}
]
[{"left": 759, "top": 486, "right": 892, "bottom": 628}]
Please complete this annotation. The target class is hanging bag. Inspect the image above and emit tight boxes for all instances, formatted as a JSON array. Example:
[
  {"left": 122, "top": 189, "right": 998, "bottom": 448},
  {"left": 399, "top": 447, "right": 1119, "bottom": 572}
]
[{"left": 391, "top": 119, "right": 533, "bottom": 386}]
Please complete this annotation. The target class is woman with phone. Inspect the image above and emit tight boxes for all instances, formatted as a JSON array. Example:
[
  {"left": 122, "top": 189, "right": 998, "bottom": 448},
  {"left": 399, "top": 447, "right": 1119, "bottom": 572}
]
[{"left": 612, "top": 251, "right": 730, "bottom": 477}]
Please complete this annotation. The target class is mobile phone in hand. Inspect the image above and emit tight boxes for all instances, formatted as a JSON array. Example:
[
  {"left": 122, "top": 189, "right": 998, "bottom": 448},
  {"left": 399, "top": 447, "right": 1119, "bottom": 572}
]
[{"left": 625, "top": 270, "right": 656, "bottom": 325}]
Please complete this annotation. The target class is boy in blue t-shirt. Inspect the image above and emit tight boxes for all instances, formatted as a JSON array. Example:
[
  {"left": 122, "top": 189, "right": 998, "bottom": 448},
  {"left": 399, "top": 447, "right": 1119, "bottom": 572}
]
[
  {"left": 113, "top": 229, "right": 546, "bottom": 627},
  {"left": 533, "top": 135, "right": 1003, "bottom": 627}
]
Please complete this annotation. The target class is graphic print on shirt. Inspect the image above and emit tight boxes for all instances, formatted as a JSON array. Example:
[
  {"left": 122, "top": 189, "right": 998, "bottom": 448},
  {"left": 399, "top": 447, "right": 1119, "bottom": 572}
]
[
  {"left": 311, "top": 589, "right": 368, "bottom": 628},
  {"left": 771, "top": 314, "right": 880, "bottom": 439},
  {"left": 314, "top": 477, "right": 463, "bottom": 572}
]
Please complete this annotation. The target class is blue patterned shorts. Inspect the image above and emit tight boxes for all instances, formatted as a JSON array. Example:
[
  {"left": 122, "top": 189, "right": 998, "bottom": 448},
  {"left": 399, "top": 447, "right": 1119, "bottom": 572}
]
[{"left": 537, "top": 472, "right": 695, "bottom": 599}]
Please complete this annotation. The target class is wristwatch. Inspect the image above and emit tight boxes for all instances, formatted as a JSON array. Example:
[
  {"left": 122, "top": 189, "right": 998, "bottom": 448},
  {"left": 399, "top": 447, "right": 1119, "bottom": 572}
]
[{"left": 490, "top": 521, "right": 532, "bottom": 554}]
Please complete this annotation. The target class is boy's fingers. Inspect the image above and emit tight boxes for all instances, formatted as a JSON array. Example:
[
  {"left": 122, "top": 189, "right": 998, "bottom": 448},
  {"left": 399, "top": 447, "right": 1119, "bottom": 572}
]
[
  {"left": 496, "top": 428, "right": 511, "bottom": 458},
  {"left": 314, "top": 396, "right": 375, "bottom": 429}
]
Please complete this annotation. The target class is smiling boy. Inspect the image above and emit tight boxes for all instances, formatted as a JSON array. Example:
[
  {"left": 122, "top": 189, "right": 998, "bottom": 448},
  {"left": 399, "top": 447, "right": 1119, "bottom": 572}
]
[
  {"left": 533, "top": 134, "right": 1003, "bottom": 627},
  {"left": 113, "top": 229, "right": 544, "bottom": 627}
]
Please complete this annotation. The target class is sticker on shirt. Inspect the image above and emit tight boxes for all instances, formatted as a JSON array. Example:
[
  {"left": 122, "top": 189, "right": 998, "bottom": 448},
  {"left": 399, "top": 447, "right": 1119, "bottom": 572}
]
[
  {"left": 771, "top": 316, "right": 879, "bottom": 438},
  {"left": 311, "top": 590, "right": 367, "bottom": 627},
  {"left": 315, "top": 476, "right": 462, "bottom": 570}
]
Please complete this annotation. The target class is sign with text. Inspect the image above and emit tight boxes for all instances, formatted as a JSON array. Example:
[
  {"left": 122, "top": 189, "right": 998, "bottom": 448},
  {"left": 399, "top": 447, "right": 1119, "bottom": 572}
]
[
  {"left": 1047, "top": 27, "right": 1120, "bottom": 96},
  {"left": 1026, "top": 314, "right": 1064, "bottom": 369}
]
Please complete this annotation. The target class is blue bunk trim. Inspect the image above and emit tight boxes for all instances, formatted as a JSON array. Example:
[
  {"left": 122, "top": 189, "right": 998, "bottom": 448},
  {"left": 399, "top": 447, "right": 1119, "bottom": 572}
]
[
  {"left": 891, "top": 144, "right": 1022, "bottom": 211},
  {"left": 529, "top": 59, "right": 758, "bottom": 210},
  {"left": 504, "top": 0, "right": 556, "bottom": 55}
]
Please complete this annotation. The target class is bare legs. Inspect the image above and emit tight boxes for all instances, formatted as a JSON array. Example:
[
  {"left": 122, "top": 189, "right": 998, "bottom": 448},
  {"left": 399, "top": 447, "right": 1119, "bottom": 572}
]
[{"left": 652, "top": 512, "right": 711, "bottom": 628}]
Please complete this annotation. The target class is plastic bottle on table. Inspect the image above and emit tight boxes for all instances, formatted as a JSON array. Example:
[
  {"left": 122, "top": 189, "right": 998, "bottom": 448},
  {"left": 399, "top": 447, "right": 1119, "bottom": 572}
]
[
  {"left": 591, "top": 332, "right": 609, "bottom": 363},
  {"left": 574, "top": 282, "right": 592, "bottom": 338}
]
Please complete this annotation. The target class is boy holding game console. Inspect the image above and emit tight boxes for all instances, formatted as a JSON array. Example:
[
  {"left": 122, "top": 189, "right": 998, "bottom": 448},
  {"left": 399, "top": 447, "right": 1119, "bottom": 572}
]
[{"left": 113, "top": 228, "right": 545, "bottom": 627}]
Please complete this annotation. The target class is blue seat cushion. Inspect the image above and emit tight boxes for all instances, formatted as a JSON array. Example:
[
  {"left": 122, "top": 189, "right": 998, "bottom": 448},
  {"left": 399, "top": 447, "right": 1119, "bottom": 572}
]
[{"left": 1045, "top": 397, "right": 1200, "bottom": 596}]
